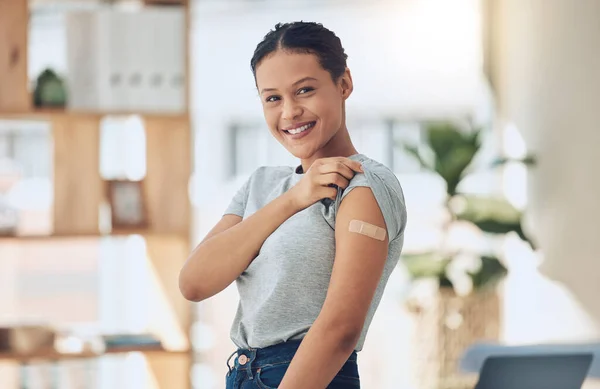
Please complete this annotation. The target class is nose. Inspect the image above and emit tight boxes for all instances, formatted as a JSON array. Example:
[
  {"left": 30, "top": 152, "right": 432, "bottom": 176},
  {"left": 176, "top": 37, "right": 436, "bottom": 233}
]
[{"left": 281, "top": 99, "right": 303, "bottom": 121}]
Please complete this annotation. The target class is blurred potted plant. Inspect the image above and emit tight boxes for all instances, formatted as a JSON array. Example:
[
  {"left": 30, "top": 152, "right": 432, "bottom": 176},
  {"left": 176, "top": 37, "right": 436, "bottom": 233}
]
[
  {"left": 400, "top": 120, "right": 535, "bottom": 389},
  {"left": 33, "top": 68, "right": 67, "bottom": 108}
]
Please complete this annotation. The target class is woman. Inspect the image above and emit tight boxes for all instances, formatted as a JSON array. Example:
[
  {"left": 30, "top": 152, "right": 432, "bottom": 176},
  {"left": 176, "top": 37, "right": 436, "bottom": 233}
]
[{"left": 179, "top": 21, "right": 407, "bottom": 389}]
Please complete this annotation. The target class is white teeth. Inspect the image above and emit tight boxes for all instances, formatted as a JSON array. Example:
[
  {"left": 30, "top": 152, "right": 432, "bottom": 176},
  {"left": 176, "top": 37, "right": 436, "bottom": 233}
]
[{"left": 288, "top": 123, "right": 313, "bottom": 135}]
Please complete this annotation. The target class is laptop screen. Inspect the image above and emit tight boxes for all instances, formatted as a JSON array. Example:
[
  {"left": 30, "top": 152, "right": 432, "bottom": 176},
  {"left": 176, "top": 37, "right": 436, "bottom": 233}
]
[{"left": 476, "top": 353, "right": 593, "bottom": 389}]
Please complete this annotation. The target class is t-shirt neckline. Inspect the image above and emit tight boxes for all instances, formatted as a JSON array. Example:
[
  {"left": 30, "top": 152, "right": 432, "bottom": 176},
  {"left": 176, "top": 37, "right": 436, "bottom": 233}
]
[{"left": 293, "top": 153, "right": 364, "bottom": 175}]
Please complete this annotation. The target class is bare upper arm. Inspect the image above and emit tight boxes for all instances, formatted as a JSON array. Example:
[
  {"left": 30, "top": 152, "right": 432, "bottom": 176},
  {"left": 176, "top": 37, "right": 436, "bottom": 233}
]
[{"left": 318, "top": 187, "right": 389, "bottom": 336}]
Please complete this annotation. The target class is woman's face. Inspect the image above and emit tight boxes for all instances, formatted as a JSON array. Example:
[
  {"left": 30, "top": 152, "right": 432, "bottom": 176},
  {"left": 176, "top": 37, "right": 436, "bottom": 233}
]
[{"left": 255, "top": 50, "right": 352, "bottom": 160}]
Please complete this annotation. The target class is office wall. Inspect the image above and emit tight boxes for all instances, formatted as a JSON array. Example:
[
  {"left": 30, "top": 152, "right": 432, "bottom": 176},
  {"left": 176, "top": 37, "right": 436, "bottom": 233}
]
[{"left": 491, "top": 0, "right": 600, "bottom": 342}]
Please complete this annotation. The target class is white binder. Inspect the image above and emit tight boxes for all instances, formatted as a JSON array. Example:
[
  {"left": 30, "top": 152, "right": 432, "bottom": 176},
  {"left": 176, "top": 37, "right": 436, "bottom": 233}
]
[{"left": 66, "top": 8, "right": 186, "bottom": 113}]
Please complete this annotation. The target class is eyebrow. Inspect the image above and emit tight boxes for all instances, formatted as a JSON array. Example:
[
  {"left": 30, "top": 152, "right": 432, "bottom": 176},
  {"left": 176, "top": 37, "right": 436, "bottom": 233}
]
[{"left": 260, "top": 77, "right": 318, "bottom": 94}]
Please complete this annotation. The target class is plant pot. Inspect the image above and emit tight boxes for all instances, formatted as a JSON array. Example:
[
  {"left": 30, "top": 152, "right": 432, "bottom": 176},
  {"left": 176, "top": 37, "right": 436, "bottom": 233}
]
[{"left": 408, "top": 287, "right": 501, "bottom": 389}]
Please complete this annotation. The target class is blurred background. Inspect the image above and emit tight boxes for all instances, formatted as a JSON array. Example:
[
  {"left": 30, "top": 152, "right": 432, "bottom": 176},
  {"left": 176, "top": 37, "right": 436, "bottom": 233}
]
[{"left": 0, "top": 0, "right": 599, "bottom": 388}]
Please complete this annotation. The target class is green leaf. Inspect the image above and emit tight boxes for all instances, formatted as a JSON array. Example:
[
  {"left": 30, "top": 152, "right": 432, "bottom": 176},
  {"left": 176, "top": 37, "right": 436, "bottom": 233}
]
[
  {"left": 402, "top": 252, "right": 450, "bottom": 279},
  {"left": 439, "top": 276, "right": 454, "bottom": 289},
  {"left": 403, "top": 145, "right": 434, "bottom": 171},
  {"left": 424, "top": 122, "right": 482, "bottom": 196},
  {"left": 452, "top": 195, "right": 521, "bottom": 227},
  {"left": 468, "top": 256, "right": 507, "bottom": 291},
  {"left": 491, "top": 155, "right": 537, "bottom": 168},
  {"left": 519, "top": 231, "right": 538, "bottom": 251},
  {"left": 435, "top": 144, "right": 480, "bottom": 196},
  {"left": 472, "top": 220, "right": 523, "bottom": 235},
  {"left": 452, "top": 195, "right": 537, "bottom": 249}
]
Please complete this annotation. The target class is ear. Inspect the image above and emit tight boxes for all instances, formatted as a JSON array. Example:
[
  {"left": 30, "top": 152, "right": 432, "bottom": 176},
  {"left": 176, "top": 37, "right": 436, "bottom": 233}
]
[{"left": 339, "top": 68, "right": 354, "bottom": 100}]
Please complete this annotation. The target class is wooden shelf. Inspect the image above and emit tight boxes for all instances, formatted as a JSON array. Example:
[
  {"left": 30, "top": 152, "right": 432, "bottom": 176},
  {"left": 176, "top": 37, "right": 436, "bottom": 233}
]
[
  {"left": 0, "top": 0, "right": 194, "bottom": 387},
  {"left": 143, "top": 0, "right": 187, "bottom": 6},
  {"left": 0, "top": 346, "right": 190, "bottom": 364},
  {"left": 0, "top": 108, "right": 188, "bottom": 121},
  {"left": 0, "top": 114, "right": 192, "bottom": 237},
  {"left": 0, "top": 231, "right": 189, "bottom": 243}
]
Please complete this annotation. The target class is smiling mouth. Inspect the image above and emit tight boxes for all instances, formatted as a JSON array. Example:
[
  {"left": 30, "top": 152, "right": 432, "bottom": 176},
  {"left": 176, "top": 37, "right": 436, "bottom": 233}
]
[{"left": 283, "top": 121, "right": 316, "bottom": 135}]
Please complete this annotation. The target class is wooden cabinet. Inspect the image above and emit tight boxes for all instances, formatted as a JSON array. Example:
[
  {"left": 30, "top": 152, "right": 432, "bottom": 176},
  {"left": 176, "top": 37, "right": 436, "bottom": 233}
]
[
  {"left": 0, "top": 1, "right": 193, "bottom": 388},
  {"left": 52, "top": 115, "right": 104, "bottom": 235},
  {"left": 144, "top": 116, "right": 192, "bottom": 235},
  {"left": 0, "top": 0, "right": 30, "bottom": 111}
]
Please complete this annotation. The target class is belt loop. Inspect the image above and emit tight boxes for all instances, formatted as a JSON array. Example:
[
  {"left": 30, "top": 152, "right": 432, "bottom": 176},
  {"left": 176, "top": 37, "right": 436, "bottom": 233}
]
[
  {"left": 226, "top": 350, "right": 238, "bottom": 374},
  {"left": 246, "top": 349, "right": 256, "bottom": 379}
]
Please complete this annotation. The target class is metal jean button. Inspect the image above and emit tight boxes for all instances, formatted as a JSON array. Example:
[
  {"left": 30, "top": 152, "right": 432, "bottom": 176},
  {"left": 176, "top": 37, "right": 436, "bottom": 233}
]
[{"left": 238, "top": 354, "right": 248, "bottom": 365}]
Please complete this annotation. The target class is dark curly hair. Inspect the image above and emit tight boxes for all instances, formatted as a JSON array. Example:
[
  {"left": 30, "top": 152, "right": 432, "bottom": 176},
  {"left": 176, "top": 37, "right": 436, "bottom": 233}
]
[{"left": 250, "top": 21, "right": 348, "bottom": 82}]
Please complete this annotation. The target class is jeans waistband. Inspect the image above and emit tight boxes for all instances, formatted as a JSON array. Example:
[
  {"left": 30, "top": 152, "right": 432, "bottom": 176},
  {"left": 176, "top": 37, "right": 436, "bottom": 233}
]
[{"left": 226, "top": 340, "right": 358, "bottom": 373}]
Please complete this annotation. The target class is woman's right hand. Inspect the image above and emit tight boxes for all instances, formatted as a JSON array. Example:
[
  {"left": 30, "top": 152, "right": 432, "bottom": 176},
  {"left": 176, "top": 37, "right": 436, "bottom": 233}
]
[{"left": 286, "top": 157, "right": 363, "bottom": 211}]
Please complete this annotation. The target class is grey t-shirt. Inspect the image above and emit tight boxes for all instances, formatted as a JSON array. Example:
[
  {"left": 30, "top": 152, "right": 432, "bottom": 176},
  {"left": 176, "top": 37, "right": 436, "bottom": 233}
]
[{"left": 224, "top": 154, "right": 407, "bottom": 352}]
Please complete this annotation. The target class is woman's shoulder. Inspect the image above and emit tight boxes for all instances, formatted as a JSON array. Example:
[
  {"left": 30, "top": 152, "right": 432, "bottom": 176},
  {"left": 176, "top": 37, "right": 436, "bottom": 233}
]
[
  {"left": 347, "top": 154, "right": 404, "bottom": 195},
  {"left": 341, "top": 154, "right": 407, "bottom": 240}
]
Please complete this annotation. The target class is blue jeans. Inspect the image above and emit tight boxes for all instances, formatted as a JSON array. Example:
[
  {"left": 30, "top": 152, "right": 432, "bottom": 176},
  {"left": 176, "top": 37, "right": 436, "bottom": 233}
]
[{"left": 225, "top": 340, "right": 361, "bottom": 389}]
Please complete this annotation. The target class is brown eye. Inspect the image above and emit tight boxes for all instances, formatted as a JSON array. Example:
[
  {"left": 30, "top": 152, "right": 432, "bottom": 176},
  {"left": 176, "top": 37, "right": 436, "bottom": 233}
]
[
  {"left": 298, "top": 87, "right": 314, "bottom": 95},
  {"left": 266, "top": 95, "right": 280, "bottom": 103}
]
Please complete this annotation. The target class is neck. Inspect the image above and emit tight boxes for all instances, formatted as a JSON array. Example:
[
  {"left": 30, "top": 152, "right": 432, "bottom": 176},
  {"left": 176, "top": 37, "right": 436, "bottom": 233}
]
[{"left": 300, "top": 125, "right": 358, "bottom": 173}]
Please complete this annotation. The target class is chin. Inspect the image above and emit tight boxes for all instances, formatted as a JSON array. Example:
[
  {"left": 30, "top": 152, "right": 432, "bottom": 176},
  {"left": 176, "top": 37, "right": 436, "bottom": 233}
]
[{"left": 287, "top": 146, "right": 319, "bottom": 160}]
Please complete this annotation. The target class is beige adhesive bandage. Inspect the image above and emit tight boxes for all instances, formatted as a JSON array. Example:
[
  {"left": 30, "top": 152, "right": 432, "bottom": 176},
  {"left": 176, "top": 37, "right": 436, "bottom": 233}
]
[{"left": 348, "top": 220, "right": 386, "bottom": 241}]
